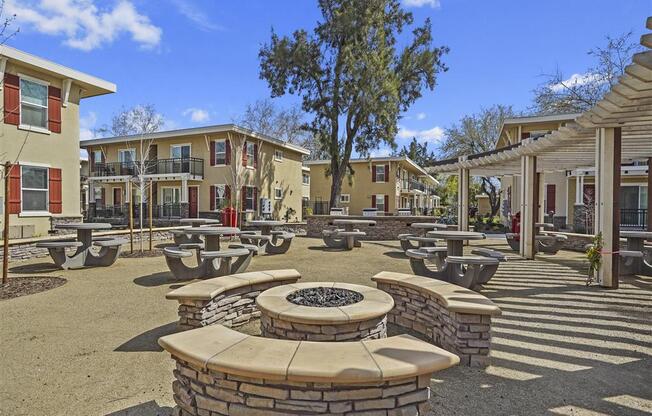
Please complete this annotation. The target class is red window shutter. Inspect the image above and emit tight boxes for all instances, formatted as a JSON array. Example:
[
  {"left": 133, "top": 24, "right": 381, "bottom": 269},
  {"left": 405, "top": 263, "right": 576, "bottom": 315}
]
[
  {"left": 371, "top": 195, "right": 376, "bottom": 209},
  {"left": 89, "top": 147, "right": 95, "bottom": 172},
  {"left": 385, "top": 164, "right": 390, "bottom": 182},
  {"left": 253, "top": 143, "right": 258, "bottom": 168},
  {"left": 242, "top": 142, "right": 248, "bottom": 167},
  {"left": 546, "top": 184, "right": 556, "bottom": 213},
  {"left": 48, "top": 168, "right": 62, "bottom": 213},
  {"left": 48, "top": 86, "right": 62, "bottom": 133},
  {"left": 210, "top": 185, "right": 216, "bottom": 210},
  {"left": 4, "top": 73, "right": 19, "bottom": 125},
  {"left": 384, "top": 195, "right": 389, "bottom": 212},
  {"left": 210, "top": 141, "right": 215, "bottom": 166},
  {"left": 372, "top": 166, "right": 377, "bottom": 182},
  {"left": 225, "top": 140, "right": 231, "bottom": 165},
  {"left": 8, "top": 164, "right": 21, "bottom": 214}
]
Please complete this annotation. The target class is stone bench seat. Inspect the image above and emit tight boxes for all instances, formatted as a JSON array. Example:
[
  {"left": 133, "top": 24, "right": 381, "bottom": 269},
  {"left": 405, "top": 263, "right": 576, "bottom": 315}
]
[
  {"left": 159, "top": 324, "right": 459, "bottom": 416},
  {"left": 228, "top": 243, "right": 259, "bottom": 255},
  {"left": 537, "top": 233, "right": 568, "bottom": 254},
  {"left": 166, "top": 269, "right": 301, "bottom": 329},
  {"left": 446, "top": 255, "right": 500, "bottom": 266},
  {"left": 35, "top": 241, "right": 84, "bottom": 249},
  {"left": 336, "top": 230, "right": 366, "bottom": 237},
  {"left": 163, "top": 247, "right": 194, "bottom": 259},
  {"left": 505, "top": 232, "right": 520, "bottom": 251},
  {"left": 620, "top": 250, "right": 644, "bottom": 258},
  {"left": 472, "top": 248, "right": 507, "bottom": 261},
  {"left": 239, "top": 234, "right": 271, "bottom": 241},
  {"left": 372, "top": 271, "right": 500, "bottom": 367}
]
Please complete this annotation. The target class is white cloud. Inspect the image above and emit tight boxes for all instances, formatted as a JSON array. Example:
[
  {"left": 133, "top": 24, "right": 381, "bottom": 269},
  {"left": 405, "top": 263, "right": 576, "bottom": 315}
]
[
  {"left": 549, "top": 72, "right": 603, "bottom": 92},
  {"left": 7, "top": 0, "right": 162, "bottom": 51},
  {"left": 416, "top": 112, "right": 427, "bottom": 120},
  {"left": 397, "top": 125, "right": 444, "bottom": 142},
  {"left": 403, "top": 0, "right": 440, "bottom": 8},
  {"left": 79, "top": 111, "right": 97, "bottom": 141},
  {"left": 171, "top": 0, "right": 223, "bottom": 32},
  {"left": 370, "top": 147, "right": 392, "bottom": 158},
  {"left": 183, "top": 108, "right": 210, "bottom": 123}
]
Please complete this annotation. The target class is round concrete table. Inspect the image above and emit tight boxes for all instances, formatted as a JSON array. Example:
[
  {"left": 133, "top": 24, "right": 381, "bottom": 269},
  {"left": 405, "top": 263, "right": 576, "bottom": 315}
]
[
  {"left": 182, "top": 227, "right": 241, "bottom": 251},
  {"left": 426, "top": 230, "right": 486, "bottom": 256},
  {"left": 621, "top": 231, "right": 652, "bottom": 275},
  {"left": 257, "top": 282, "right": 394, "bottom": 341},
  {"left": 54, "top": 223, "right": 113, "bottom": 268},
  {"left": 179, "top": 218, "right": 222, "bottom": 227},
  {"left": 246, "top": 220, "right": 285, "bottom": 236},
  {"left": 411, "top": 223, "right": 450, "bottom": 231}
]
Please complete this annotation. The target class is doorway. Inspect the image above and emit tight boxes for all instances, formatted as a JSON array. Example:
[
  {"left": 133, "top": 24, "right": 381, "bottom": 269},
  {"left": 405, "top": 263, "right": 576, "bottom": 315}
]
[{"left": 188, "top": 186, "right": 198, "bottom": 218}]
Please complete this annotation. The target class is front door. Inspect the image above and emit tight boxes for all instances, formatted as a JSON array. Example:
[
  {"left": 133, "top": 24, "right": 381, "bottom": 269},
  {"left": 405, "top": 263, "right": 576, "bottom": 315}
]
[
  {"left": 113, "top": 188, "right": 122, "bottom": 205},
  {"left": 188, "top": 187, "right": 198, "bottom": 218}
]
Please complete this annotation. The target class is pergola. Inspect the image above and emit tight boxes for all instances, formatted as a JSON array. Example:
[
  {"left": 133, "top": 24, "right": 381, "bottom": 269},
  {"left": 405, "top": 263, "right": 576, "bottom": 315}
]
[{"left": 427, "top": 18, "right": 652, "bottom": 288}]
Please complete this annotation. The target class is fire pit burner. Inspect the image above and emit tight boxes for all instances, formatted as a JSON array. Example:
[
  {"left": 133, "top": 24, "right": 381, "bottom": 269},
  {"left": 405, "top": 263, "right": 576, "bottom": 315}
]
[{"left": 287, "top": 287, "right": 363, "bottom": 307}]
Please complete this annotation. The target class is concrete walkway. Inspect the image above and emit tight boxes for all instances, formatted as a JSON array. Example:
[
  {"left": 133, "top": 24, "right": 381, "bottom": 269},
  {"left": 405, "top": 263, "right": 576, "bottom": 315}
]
[{"left": 0, "top": 237, "right": 649, "bottom": 415}]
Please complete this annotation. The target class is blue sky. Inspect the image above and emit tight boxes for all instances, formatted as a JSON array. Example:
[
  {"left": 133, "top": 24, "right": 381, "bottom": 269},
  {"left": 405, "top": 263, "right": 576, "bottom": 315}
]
[{"left": 7, "top": 0, "right": 650, "bottom": 157}]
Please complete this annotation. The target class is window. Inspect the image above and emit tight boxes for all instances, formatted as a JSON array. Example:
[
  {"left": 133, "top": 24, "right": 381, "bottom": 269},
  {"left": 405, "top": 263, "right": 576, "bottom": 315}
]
[
  {"left": 161, "top": 187, "right": 181, "bottom": 204},
  {"left": 274, "top": 187, "right": 283, "bottom": 200},
  {"left": 118, "top": 149, "right": 136, "bottom": 164},
  {"left": 246, "top": 142, "right": 255, "bottom": 167},
  {"left": 93, "top": 150, "right": 103, "bottom": 164},
  {"left": 21, "top": 165, "right": 48, "bottom": 212},
  {"left": 171, "top": 144, "right": 191, "bottom": 159},
  {"left": 274, "top": 149, "right": 283, "bottom": 161},
  {"left": 215, "top": 141, "right": 226, "bottom": 165},
  {"left": 340, "top": 194, "right": 350, "bottom": 203},
  {"left": 244, "top": 186, "right": 255, "bottom": 210},
  {"left": 375, "top": 165, "right": 385, "bottom": 182},
  {"left": 214, "top": 184, "right": 228, "bottom": 209},
  {"left": 302, "top": 173, "right": 310, "bottom": 185},
  {"left": 20, "top": 77, "right": 48, "bottom": 130},
  {"left": 94, "top": 187, "right": 103, "bottom": 202},
  {"left": 375, "top": 194, "right": 385, "bottom": 212}
]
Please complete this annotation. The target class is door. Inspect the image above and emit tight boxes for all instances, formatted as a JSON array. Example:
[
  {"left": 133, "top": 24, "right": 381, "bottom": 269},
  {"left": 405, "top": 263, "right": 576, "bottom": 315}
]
[
  {"left": 113, "top": 188, "right": 122, "bottom": 205},
  {"left": 188, "top": 186, "right": 198, "bottom": 218},
  {"left": 171, "top": 144, "right": 191, "bottom": 173}
]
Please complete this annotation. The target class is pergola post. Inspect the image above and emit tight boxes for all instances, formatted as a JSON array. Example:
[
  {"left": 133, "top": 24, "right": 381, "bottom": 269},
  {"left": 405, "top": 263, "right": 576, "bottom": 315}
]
[
  {"left": 596, "top": 127, "right": 621, "bottom": 288},
  {"left": 519, "top": 154, "right": 537, "bottom": 259},
  {"left": 457, "top": 163, "right": 469, "bottom": 232},
  {"left": 538, "top": 172, "right": 545, "bottom": 223},
  {"left": 648, "top": 157, "right": 651, "bottom": 235}
]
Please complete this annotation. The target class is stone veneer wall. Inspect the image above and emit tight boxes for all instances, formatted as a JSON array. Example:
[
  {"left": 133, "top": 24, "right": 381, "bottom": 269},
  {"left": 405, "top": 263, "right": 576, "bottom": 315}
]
[
  {"left": 306, "top": 215, "right": 441, "bottom": 240},
  {"left": 376, "top": 282, "right": 492, "bottom": 367},
  {"left": 176, "top": 280, "right": 299, "bottom": 331},
  {"left": 260, "top": 314, "right": 387, "bottom": 342},
  {"left": 171, "top": 356, "right": 432, "bottom": 416}
]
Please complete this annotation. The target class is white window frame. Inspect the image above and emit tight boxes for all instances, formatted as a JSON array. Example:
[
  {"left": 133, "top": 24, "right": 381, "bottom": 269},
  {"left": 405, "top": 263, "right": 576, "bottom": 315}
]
[
  {"left": 170, "top": 143, "right": 192, "bottom": 159},
  {"left": 375, "top": 165, "right": 385, "bottom": 182},
  {"left": 246, "top": 142, "right": 255, "bottom": 168},
  {"left": 274, "top": 187, "right": 283, "bottom": 200},
  {"left": 244, "top": 186, "right": 255, "bottom": 211},
  {"left": 93, "top": 150, "right": 103, "bottom": 164},
  {"left": 94, "top": 187, "right": 103, "bottom": 203},
  {"left": 160, "top": 186, "right": 181, "bottom": 204},
  {"left": 20, "top": 164, "right": 49, "bottom": 215},
  {"left": 214, "top": 140, "right": 227, "bottom": 166},
  {"left": 214, "top": 184, "right": 228, "bottom": 210},
  {"left": 118, "top": 148, "right": 136, "bottom": 164},
  {"left": 18, "top": 74, "right": 50, "bottom": 134},
  {"left": 340, "top": 194, "right": 351, "bottom": 204},
  {"left": 274, "top": 149, "right": 283, "bottom": 162},
  {"left": 375, "top": 194, "right": 386, "bottom": 212},
  {"left": 302, "top": 173, "right": 310, "bottom": 185}
]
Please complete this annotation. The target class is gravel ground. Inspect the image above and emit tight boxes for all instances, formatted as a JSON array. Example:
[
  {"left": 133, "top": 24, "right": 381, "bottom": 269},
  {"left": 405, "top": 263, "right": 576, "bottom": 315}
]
[{"left": 0, "top": 236, "right": 650, "bottom": 416}]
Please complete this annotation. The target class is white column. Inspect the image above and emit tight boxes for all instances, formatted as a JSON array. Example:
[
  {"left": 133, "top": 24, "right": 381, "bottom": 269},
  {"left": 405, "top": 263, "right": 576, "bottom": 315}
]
[
  {"left": 457, "top": 162, "right": 469, "bottom": 231},
  {"left": 575, "top": 175, "right": 581, "bottom": 204},
  {"left": 181, "top": 178, "right": 188, "bottom": 203},
  {"left": 125, "top": 179, "right": 131, "bottom": 203},
  {"left": 596, "top": 127, "right": 621, "bottom": 288},
  {"left": 520, "top": 155, "right": 537, "bottom": 259},
  {"left": 538, "top": 173, "right": 546, "bottom": 222}
]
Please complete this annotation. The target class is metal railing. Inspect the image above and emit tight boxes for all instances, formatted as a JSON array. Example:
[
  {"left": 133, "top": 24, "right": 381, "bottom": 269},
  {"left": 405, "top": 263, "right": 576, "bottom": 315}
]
[
  {"left": 621, "top": 208, "right": 647, "bottom": 229},
  {"left": 91, "top": 203, "right": 183, "bottom": 220},
  {"left": 90, "top": 157, "right": 204, "bottom": 177}
]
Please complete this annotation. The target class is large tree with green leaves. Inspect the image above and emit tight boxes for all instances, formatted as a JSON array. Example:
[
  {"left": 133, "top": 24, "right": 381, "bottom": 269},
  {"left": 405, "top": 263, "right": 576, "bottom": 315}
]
[
  {"left": 391, "top": 137, "right": 436, "bottom": 166},
  {"left": 258, "top": 0, "right": 448, "bottom": 206}
]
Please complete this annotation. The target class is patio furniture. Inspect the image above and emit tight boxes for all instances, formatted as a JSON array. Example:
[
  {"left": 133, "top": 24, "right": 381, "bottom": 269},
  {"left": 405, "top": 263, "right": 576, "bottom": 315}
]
[
  {"left": 536, "top": 233, "right": 568, "bottom": 254},
  {"left": 172, "top": 219, "right": 222, "bottom": 245},
  {"left": 159, "top": 325, "right": 459, "bottom": 416},
  {"left": 237, "top": 233, "right": 272, "bottom": 254},
  {"left": 505, "top": 232, "right": 520, "bottom": 251},
  {"left": 372, "top": 271, "right": 501, "bottom": 367},
  {"left": 201, "top": 248, "right": 252, "bottom": 275},
  {"left": 166, "top": 269, "right": 301, "bottom": 330},
  {"left": 36, "top": 223, "right": 117, "bottom": 269},
  {"left": 241, "top": 220, "right": 295, "bottom": 254},
  {"left": 399, "top": 222, "right": 448, "bottom": 251},
  {"left": 406, "top": 249, "right": 500, "bottom": 288},
  {"left": 322, "top": 219, "right": 376, "bottom": 250},
  {"left": 621, "top": 231, "right": 652, "bottom": 276}
]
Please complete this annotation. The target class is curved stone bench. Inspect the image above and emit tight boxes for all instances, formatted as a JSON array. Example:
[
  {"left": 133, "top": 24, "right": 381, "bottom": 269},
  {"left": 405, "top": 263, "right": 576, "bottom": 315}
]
[
  {"left": 322, "top": 228, "right": 365, "bottom": 249},
  {"left": 372, "top": 271, "right": 501, "bottom": 367},
  {"left": 228, "top": 243, "right": 259, "bottom": 256},
  {"left": 398, "top": 233, "right": 419, "bottom": 251},
  {"left": 89, "top": 238, "right": 127, "bottom": 266},
  {"left": 471, "top": 248, "right": 507, "bottom": 262},
  {"left": 159, "top": 324, "right": 459, "bottom": 416},
  {"left": 166, "top": 269, "right": 301, "bottom": 330},
  {"left": 505, "top": 233, "right": 520, "bottom": 251}
]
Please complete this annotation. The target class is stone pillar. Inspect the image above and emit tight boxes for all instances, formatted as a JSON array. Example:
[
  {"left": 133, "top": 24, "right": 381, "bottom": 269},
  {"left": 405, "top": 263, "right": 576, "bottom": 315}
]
[
  {"left": 180, "top": 203, "right": 190, "bottom": 219},
  {"left": 520, "top": 155, "right": 537, "bottom": 259},
  {"left": 596, "top": 127, "right": 621, "bottom": 288},
  {"left": 457, "top": 164, "right": 469, "bottom": 232}
]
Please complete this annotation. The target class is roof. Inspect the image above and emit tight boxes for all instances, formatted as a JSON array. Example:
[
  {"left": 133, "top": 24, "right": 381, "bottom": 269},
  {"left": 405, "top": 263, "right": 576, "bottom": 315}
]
[
  {"left": 0, "top": 45, "right": 116, "bottom": 98},
  {"left": 502, "top": 113, "right": 581, "bottom": 125},
  {"left": 305, "top": 156, "right": 438, "bottom": 184},
  {"left": 80, "top": 124, "right": 310, "bottom": 155}
]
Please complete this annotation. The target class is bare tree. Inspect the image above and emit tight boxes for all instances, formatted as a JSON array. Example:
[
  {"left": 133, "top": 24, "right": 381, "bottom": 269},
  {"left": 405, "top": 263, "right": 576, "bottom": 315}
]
[
  {"left": 439, "top": 105, "right": 514, "bottom": 216},
  {"left": 531, "top": 31, "right": 643, "bottom": 115}
]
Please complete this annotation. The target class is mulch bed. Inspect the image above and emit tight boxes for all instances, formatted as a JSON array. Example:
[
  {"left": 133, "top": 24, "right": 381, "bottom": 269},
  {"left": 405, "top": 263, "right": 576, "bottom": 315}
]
[
  {"left": 0, "top": 277, "right": 67, "bottom": 301},
  {"left": 120, "top": 249, "right": 165, "bottom": 258},
  {"left": 287, "top": 287, "right": 363, "bottom": 307}
]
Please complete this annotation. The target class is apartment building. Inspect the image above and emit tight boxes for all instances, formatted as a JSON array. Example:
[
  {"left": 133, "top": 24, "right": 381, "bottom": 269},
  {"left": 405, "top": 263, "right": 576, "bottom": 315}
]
[
  {"left": 307, "top": 156, "right": 439, "bottom": 215},
  {"left": 80, "top": 125, "right": 309, "bottom": 224},
  {"left": 0, "top": 46, "right": 116, "bottom": 238}
]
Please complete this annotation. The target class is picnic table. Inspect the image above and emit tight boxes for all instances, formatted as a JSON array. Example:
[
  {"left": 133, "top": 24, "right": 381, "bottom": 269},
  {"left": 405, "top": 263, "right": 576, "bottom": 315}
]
[
  {"left": 323, "top": 219, "right": 376, "bottom": 250},
  {"left": 621, "top": 231, "right": 652, "bottom": 275},
  {"left": 426, "top": 230, "right": 486, "bottom": 257},
  {"left": 241, "top": 220, "right": 295, "bottom": 254},
  {"left": 37, "top": 223, "right": 123, "bottom": 269},
  {"left": 173, "top": 219, "right": 223, "bottom": 244}
]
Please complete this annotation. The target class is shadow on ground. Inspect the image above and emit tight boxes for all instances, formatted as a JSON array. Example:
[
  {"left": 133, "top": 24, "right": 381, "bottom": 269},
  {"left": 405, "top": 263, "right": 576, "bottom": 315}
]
[
  {"left": 104, "top": 400, "right": 173, "bottom": 416},
  {"left": 114, "top": 322, "right": 179, "bottom": 352},
  {"left": 9, "top": 262, "right": 60, "bottom": 274},
  {"left": 133, "top": 272, "right": 174, "bottom": 287},
  {"left": 382, "top": 250, "right": 408, "bottom": 259}
]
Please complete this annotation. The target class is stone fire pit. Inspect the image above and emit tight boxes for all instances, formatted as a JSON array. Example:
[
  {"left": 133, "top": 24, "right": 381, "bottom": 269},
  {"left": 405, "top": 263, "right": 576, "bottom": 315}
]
[{"left": 257, "top": 282, "right": 394, "bottom": 341}]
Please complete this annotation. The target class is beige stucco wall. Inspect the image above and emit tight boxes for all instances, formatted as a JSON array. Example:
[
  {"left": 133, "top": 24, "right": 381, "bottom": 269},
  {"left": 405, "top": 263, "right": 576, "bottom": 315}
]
[
  {"left": 0, "top": 61, "right": 83, "bottom": 237},
  {"left": 85, "top": 132, "right": 304, "bottom": 222}
]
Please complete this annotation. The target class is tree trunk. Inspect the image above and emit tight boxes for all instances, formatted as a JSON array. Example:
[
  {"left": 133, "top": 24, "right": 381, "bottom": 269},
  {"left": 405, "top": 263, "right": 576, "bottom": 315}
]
[{"left": 329, "top": 163, "right": 343, "bottom": 209}]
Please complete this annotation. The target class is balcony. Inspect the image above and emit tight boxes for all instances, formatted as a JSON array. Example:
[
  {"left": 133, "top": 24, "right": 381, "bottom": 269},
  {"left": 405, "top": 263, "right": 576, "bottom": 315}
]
[
  {"left": 401, "top": 179, "right": 429, "bottom": 193},
  {"left": 90, "top": 157, "right": 204, "bottom": 178},
  {"left": 621, "top": 208, "right": 647, "bottom": 230},
  {"left": 91, "top": 203, "right": 183, "bottom": 220}
]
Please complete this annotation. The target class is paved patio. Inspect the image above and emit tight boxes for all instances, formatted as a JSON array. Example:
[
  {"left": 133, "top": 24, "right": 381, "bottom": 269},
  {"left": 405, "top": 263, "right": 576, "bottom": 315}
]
[{"left": 0, "top": 237, "right": 649, "bottom": 416}]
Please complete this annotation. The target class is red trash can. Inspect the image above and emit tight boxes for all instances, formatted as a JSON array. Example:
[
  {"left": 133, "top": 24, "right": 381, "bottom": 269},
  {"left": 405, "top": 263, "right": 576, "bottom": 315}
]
[{"left": 221, "top": 207, "right": 238, "bottom": 227}]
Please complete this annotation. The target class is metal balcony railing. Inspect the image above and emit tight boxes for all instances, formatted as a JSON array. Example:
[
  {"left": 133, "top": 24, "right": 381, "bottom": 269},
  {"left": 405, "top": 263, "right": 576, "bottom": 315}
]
[
  {"left": 90, "top": 157, "right": 204, "bottom": 177},
  {"left": 91, "top": 203, "right": 183, "bottom": 220},
  {"left": 621, "top": 208, "right": 647, "bottom": 229}
]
